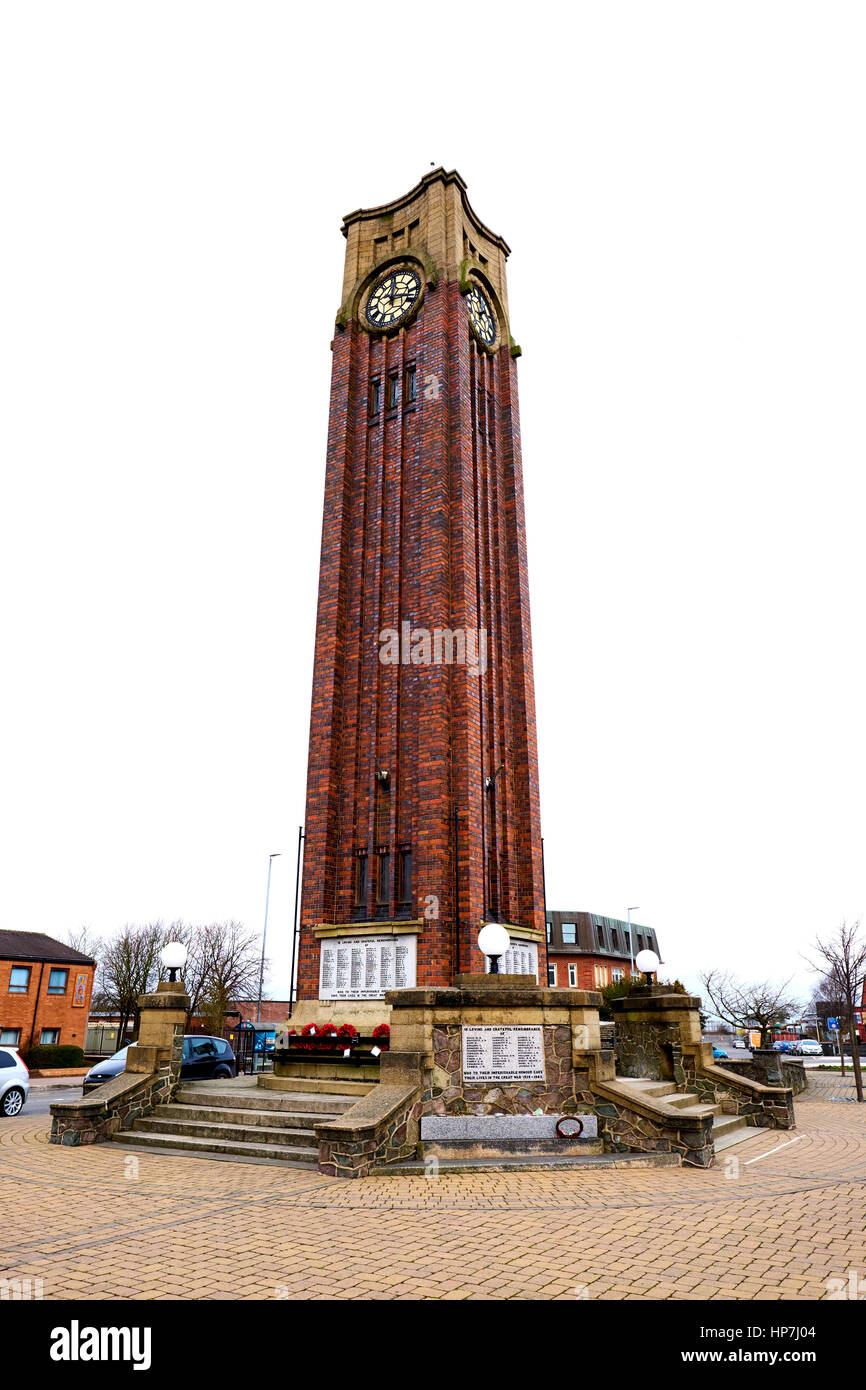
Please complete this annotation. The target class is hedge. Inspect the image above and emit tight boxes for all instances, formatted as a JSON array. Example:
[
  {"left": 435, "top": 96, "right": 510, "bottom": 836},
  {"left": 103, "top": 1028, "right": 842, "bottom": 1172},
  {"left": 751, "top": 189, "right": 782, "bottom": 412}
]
[{"left": 24, "top": 1044, "right": 85, "bottom": 1069}]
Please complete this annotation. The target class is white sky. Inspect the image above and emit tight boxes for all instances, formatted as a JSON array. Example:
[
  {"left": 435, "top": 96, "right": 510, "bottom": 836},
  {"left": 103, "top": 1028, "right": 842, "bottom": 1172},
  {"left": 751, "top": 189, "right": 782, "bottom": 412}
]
[{"left": 2, "top": 3, "right": 864, "bottom": 1005}]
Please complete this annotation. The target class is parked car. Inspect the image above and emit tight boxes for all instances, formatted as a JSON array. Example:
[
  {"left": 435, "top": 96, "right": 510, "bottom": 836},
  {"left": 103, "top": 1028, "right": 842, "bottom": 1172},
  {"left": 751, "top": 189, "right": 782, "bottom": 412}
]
[
  {"left": 82, "top": 1035, "right": 237, "bottom": 1094},
  {"left": 796, "top": 1040, "right": 823, "bottom": 1057},
  {"left": 733, "top": 1040, "right": 747, "bottom": 1049},
  {"left": 712, "top": 1046, "right": 728, "bottom": 1059},
  {"left": 0, "top": 1046, "right": 29, "bottom": 1117},
  {"left": 773, "top": 1041, "right": 793, "bottom": 1053}
]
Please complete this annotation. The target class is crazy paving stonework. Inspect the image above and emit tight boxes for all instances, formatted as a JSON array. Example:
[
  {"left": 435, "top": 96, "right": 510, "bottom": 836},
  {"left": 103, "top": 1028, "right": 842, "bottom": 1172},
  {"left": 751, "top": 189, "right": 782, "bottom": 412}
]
[{"left": 427, "top": 1023, "right": 593, "bottom": 1116}]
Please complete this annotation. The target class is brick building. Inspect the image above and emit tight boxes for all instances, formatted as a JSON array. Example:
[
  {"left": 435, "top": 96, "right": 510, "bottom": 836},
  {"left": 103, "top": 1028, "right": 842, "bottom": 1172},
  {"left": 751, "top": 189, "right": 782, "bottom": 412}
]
[
  {"left": 0, "top": 931, "right": 96, "bottom": 1056},
  {"left": 297, "top": 169, "right": 545, "bottom": 1003},
  {"left": 545, "top": 911, "right": 662, "bottom": 992}
]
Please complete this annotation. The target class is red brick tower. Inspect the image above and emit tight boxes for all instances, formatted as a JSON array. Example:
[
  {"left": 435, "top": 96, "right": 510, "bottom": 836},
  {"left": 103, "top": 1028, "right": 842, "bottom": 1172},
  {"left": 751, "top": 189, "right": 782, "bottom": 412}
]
[{"left": 296, "top": 169, "right": 544, "bottom": 1007}]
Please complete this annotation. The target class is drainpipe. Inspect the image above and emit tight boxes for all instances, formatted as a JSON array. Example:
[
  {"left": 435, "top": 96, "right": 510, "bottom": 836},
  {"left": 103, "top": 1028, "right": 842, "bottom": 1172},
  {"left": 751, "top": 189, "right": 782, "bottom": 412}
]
[
  {"left": 541, "top": 837, "right": 550, "bottom": 985},
  {"left": 27, "top": 962, "right": 46, "bottom": 1056},
  {"left": 453, "top": 806, "right": 461, "bottom": 979}
]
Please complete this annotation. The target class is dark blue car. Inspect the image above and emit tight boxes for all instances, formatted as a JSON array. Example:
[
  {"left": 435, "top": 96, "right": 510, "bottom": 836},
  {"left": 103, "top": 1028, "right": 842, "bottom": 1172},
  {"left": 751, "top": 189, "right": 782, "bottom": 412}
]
[{"left": 82, "top": 1035, "right": 237, "bottom": 1094}]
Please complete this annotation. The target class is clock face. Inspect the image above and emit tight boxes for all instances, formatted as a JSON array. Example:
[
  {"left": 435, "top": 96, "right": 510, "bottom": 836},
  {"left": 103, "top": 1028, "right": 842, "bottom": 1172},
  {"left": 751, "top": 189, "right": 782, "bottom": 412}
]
[
  {"left": 365, "top": 269, "right": 421, "bottom": 329},
  {"left": 467, "top": 284, "right": 496, "bottom": 346}
]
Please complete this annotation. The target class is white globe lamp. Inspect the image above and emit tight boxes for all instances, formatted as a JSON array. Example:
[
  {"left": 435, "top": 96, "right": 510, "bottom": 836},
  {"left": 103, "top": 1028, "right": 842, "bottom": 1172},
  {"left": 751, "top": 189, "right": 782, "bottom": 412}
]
[
  {"left": 160, "top": 941, "right": 188, "bottom": 984},
  {"left": 478, "top": 922, "right": 510, "bottom": 975},
  {"left": 634, "top": 948, "right": 660, "bottom": 987}
]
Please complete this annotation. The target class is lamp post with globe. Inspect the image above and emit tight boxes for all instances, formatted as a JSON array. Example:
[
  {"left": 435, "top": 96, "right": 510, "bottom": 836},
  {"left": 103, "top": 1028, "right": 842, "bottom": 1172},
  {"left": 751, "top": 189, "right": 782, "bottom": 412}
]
[
  {"left": 634, "top": 948, "right": 660, "bottom": 988},
  {"left": 478, "top": 922, "right": 510, "bottom": 975},
  {"left": 159, "top": 941, "right": 188, "bottom": 985}
]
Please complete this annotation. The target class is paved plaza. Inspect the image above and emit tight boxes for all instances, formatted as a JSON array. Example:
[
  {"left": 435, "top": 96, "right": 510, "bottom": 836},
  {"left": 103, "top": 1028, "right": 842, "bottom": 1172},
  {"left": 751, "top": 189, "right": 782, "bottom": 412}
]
[{"left": 1, "top": 1074, "right": 863, "bottom": 1301}]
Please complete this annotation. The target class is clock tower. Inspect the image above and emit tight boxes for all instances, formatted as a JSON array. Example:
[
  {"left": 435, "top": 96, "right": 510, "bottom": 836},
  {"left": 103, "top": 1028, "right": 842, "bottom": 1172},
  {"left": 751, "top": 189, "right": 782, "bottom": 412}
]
[{"left": 296, "top": 168, "right": 545, "bottom": 1009}]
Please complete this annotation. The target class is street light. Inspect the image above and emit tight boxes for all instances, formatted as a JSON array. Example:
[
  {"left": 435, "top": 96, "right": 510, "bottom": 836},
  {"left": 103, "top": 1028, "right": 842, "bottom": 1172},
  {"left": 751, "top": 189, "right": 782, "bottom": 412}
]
[
  {"left": 635, "top": 948, "right": 660, "bottom": 988},
  {"left": 160, "top": 941, "right": 188, "bottom": 984},
  {"left": 478, "top": 922, "right": 510, "bottom": 974},
  {"left": 257, "top": 853, "right": 281, "bottom": 1023},
  {"left": 627, "top": 905, "right": 640, "bottom": 974}
]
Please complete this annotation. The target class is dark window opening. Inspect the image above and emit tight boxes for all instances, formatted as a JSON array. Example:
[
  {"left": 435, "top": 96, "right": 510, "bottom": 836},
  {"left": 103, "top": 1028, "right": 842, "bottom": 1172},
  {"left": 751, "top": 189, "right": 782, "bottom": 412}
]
[
  {"left": 397, "top": 848, "right": 412, "bottom": 905},
  {"left": 387, "top": 373, "right": 399, "bottom": 410},
  {"left": 354, "top": 853, "right": 368, "bottom": 906},
  {"left": 486, "top": 853, "right": 499, "bottom": 921},
  {"left": 369, "top": 379, "right": 382, "bottom": 415},
  {"left": 376, "top": 851, "right": 391, "bottom": 906},
  {"left": 405, "top": 364, "right": 416, "bottom": 404}
]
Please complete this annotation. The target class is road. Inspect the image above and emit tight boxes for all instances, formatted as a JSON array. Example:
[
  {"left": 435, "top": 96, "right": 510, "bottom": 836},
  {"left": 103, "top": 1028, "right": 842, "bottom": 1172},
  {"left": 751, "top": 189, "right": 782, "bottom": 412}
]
[{"left": 21, "top": 1084, "right": 83, "bottom": 1117}]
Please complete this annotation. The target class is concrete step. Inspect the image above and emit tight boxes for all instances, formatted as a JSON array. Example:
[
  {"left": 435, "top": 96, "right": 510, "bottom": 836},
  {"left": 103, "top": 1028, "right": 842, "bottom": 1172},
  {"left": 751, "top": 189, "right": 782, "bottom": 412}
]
[
  {"left": 610, "top": 1077, "right": 717, "bottom": 1117},
  {"left": 658, "top": 1091, "right": 707, "bottom": 1111},
  {"left": 373, "top": 1151, "right": 682, "bottom": 1175},
  {"left": 614, "top": 1078, "right": 679, "bottom": 1100},
  {"left": 256, "top": 1075, "right": 375, "bottom": 1098},
  {"left": 162, "top": 1102, "right": 338, "bottom": 1130},
  {"left": 711, "top": 1115, "right": 754, "bottom": 1152},
  {"left": 176, "top": 1085, "right": 357, "bottom": 1115},
  {"left": 424, "top": 1137, "right": 604, "bottom": 1159},
  {"left": 133, "top": 1115, "right": 320, "bottom": 1147},
  {"left": 110, "top": 1129, "right": 318, "bottom": 1165}
]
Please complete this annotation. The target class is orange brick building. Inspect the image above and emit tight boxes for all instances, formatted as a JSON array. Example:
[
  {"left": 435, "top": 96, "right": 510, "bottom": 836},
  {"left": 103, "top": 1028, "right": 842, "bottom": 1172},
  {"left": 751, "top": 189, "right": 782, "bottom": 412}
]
[
  {"left": 545, "top": 911, "right": 662, "bottom": 992},
  {"left": 297, "top": 169, "right": 545, "bottom": 1001},
  {"left": 0, "top": 931, "right": 96, "bottom": 1056}
]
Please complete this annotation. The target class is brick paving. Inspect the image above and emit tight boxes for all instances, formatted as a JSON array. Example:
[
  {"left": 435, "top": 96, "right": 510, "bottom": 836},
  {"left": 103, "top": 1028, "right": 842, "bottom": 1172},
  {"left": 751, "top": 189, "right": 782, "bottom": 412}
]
[{"left": 0, "top": 1074, "right": 863, "bottom": 1300}]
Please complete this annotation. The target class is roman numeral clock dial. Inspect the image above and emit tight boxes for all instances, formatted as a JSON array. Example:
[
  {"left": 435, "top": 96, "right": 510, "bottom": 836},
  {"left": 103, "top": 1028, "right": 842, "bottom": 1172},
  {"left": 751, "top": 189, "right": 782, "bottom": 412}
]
[
  {"left": 467, "top": 283, "right": 496, "bottom": 346},
  {"left": 365, "top": 269, "right": 421, "bottom": 329}
]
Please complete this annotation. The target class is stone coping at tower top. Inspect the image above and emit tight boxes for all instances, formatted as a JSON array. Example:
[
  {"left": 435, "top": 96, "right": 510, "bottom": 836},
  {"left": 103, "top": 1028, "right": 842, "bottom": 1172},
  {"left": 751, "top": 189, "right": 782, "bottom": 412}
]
[{"left": 385, "top": 983, "right": 602, "bottom": 1010}]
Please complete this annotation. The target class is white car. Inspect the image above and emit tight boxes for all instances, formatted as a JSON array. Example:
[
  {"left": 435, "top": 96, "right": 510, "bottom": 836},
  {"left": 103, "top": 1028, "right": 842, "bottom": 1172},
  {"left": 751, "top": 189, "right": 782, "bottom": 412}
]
[
  {"left": 796, "top": 1039, "right": 823, "bottom": 1057},
  {"left": 0, "top": 1046, "right": 29, "bottom": 1117}
]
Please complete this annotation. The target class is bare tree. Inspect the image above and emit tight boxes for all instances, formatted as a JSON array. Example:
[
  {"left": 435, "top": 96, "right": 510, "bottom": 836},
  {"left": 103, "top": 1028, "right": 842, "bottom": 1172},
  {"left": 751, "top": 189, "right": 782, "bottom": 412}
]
[
  {"left": 811, "top": 976, "right": 846, "bottom": 1073},
  {"left": 193, "top": 921, "right": 264, "bottom": 1036},
  {"left": 99, "top": 923, "right": 166, "bottom": 1040},
  {"left": 699, "top": 970, "right": 800, "bottom": 1049},
  {"left": 805, "top": 920, "right": 865, "bottom": 1102},
  {"left": 65, "top": 925, "right": 102, "bottom": 962}
]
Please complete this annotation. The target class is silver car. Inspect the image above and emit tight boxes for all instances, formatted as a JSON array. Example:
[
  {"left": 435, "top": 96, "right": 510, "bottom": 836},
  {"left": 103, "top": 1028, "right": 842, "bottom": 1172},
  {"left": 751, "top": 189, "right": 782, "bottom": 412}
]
[{"left": 0, "top": 1046, "right": 29, "bottom": 1117}]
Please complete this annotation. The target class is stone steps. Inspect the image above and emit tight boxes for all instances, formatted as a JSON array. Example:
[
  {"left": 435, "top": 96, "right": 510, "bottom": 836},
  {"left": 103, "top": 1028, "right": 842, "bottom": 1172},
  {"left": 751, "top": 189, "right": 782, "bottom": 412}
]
[
  {"left": 710, "top": 1115, "right": 752, "bottom": 1152},
  {"left": 110, "top": 1077, "right": 365, "bottom": 1167},
  {"left": 111, "top": 1129, "right": 318, "bottom": 1166},
  {"left": 157, "top": 1102, "right": 333, "bottom": 1130},
  {"left": 610, "top": 1076, "right": 757, "bottom": 1153},
  {"left": 133, "top": 1114, "right": 322, "bottom": 1147},
  {"left": 256, "top": 1075, "right": 375, "bottom": 1098},
  {"left": 175, "top": 1087, "right": 355, "bottom": 1116}
]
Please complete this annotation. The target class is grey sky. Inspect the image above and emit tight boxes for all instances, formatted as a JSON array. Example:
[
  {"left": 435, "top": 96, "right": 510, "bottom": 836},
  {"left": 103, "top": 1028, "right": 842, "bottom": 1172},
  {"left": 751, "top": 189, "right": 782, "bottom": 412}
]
[{"left": 2, "top": 3, "right": 863, "bottom": 1006}]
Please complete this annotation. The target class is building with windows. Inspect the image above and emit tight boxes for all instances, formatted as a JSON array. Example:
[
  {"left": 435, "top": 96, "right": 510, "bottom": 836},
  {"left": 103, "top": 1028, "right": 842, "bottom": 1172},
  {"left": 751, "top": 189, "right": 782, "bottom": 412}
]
[
  {"left": 0, "top": 931, "right": 96, "bottom": 1056},
  {"left": 545, "top": 911, "right": 662, "bottom": 991}
]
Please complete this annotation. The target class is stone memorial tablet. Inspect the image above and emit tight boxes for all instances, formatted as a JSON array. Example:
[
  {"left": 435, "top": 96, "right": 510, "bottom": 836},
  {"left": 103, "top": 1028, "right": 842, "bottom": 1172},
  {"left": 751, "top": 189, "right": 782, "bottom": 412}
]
[
  {"left": 484, "top": 942, "right": 539, "bottom": 981},
  {"left": 461, "top": 1024, "right": 546, "bottom": 1082},
  {"left": 318, "top": 934, "right": 416, "bottom": 1000}
]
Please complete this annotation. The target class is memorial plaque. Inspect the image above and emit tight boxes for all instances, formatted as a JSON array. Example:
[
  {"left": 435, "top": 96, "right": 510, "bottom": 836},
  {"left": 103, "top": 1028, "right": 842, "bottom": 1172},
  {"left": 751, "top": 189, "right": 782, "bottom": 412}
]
[
  {"left": 318, "top": 934, "right": 416, "bottom": 1000},
  {"left": 461, "top": 1024, "right": 546, "bottom": 1082},
  {"left": 484, "top": 942, "right": 539, "bottom": 981}
]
